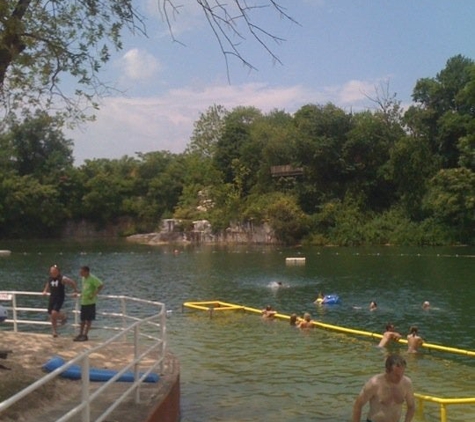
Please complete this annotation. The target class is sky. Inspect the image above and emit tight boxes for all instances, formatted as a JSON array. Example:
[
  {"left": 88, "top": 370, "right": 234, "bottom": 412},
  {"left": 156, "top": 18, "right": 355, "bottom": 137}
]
[{"left": 67, "top": 0, "right": 475, "bottom": 165}]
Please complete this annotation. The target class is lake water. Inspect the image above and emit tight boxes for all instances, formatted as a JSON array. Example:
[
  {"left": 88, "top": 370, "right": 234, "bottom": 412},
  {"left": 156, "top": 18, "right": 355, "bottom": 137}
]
[{"left": 1, "top": 241, "right": 474, "bottom": 421}]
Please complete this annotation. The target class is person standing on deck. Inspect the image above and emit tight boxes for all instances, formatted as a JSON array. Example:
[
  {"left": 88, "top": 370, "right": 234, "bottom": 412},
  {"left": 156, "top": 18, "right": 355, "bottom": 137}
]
[
  {"left": 73, "top": 266, "right": 104, "bottom": 342},
  {"left": 42, "top": 265, "right": 79, "bottom": 338}
]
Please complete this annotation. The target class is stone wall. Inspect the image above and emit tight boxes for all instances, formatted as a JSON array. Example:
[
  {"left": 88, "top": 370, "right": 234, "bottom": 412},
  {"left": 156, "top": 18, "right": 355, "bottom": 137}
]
[
  {"left": 127, "top": 220, "right": 279, "bottom": 245},
  {"left": 62, "top": 218, "right": 280, "bottom": 245}
]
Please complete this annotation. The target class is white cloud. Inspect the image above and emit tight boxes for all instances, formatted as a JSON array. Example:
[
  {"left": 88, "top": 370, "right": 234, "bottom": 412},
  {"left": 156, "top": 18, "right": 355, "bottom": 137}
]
[
  {"left": 119, "top": 48, "right": 161, "bottom": 81},
  {"left": 338, "top": 79, "right": 376, "bottom": 103}
]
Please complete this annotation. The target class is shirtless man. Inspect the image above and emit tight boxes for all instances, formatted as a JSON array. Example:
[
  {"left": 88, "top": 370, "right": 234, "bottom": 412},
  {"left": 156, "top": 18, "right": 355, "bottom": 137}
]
[
  {"left": 352, "top": 354, "right": 415, "bottom": 422},
  {"left": 407, "top": 326, "right": 424, "bottom": 353},
  {"left": 378, "top": 323, "right": 402, "bottom": 348},
  {"left": 298, "top": 312, "right": 314, "bottom": 329},
  {"left": 261, "top": 305, "right": 277, "bottom": 318}
]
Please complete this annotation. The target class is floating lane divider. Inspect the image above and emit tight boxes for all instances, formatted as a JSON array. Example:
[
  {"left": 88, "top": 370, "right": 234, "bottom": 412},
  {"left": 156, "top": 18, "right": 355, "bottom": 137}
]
[{"left": 182, "top": 300, "right": 475, "bottom": 358}]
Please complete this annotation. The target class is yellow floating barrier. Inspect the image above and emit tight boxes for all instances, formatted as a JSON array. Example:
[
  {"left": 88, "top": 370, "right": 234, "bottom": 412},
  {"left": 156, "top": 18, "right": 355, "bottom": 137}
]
[
  {"left": 184, "top": 300, "right": 475, "bottom": 422},
  {"left": 183, "top": 300, "right": 475, "bottom": 357}
]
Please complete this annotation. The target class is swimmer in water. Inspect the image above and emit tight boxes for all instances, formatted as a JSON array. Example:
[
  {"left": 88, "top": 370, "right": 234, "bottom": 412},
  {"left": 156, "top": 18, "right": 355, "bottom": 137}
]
[
  {"left": 314, "top": 292, "right": 324, "bottom": 305},
  {"left": 262, "top": 305, "right": 277, "bottom": 318},
  {"left": 297, "top": 312, "right": 314, "bottom": 329},
  {"left": 407, "top": 326, "right": 424, "bottom": 353},
  {"left": 378, "top": 323, "right": 402, "bottom": 348},
  {"left": 422, "top": 301, "right": 430, "bottom": 310},
  {"left": 369, "top": 301, "right": 378, "bottom": 311}
]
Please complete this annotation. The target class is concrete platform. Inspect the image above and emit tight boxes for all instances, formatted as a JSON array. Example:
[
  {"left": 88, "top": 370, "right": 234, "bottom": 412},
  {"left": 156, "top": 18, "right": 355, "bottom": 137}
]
[{"left": 0, "top": 332, "right": 180, "bottom": 422}]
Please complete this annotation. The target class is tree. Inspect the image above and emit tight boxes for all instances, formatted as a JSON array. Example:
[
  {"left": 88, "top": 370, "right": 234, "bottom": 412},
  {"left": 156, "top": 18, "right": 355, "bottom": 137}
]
[
  {"left": 0, "top": 174, "right": 64, "bottom": 237},
  {"left": 0, "top": 110, "right": 74, "bottom": 181},
  {"left": 423, "top": 168, "right": 475, "bottom": 243},
  {"left": 406, "top": 55, "right": 475, "bottom": 168},
  {"left": 0, "top": 0, "right": 145, "bottom": 119},
  {"left": 342, "top": 110, "right": 399, "bottom": 212},
  {"left": 213, "top": 106, "right": 262, "bottom": 184},
  {"left": 1, "top": 1, "right": 294, "bottom": 119},
  {"left": 185, "top": 104, "right": 228, "bottom": 159},
  {"left": 387, "top": 134, "right": 439, "bottom": 219},
  {"left": 160, "top": 1, "right": 297, "bottom": 80},
  {"left": 293, "top": 103, "right": 352, "bottom": 212}
]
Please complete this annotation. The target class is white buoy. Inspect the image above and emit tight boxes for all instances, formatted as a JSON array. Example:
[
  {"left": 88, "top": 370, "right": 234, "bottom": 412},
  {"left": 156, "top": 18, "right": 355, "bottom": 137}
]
[{"left": 285, "top": 257, "right": 306, "bottom": 265}]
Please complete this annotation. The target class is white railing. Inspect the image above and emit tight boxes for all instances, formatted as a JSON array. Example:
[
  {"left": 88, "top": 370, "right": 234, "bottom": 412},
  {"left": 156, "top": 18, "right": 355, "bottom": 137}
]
[{"left": 0, "top": 290, "right": 167, "bottom": 422}]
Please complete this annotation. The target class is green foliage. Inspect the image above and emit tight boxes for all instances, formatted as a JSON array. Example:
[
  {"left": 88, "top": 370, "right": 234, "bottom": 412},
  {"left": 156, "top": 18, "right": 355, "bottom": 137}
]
[
  {"left": 0, "top": 110, "right": 74, "bottom": 180},
  {"left": 323, "top": 200, "right": 369, "bottom": 246},
  {"left": 0, "top": 0, "right": 143, "bottom": 119},
  {"left": 241, "top": 192, "right": 310, "bottom": 245},
  {"left": 0, "top": 175, "right": 64, "bottom": 237},
  {"left": 266, "top": 198, "right": 310, "bottom": 245},
  {"left": 387, "top": 134, "right": 439, "bottom": 219},
  {"left": 1, "top": 55, "right": 475, "bottom": 245},
  {"left": 408, "top": 55, "right": 475, "bottom": 168},
  {"left": 423, "top": 168, "right": 475, "bottom": 242}
]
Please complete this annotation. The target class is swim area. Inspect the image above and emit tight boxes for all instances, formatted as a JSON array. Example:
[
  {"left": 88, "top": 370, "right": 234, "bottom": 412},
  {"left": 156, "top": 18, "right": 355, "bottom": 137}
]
[{"left": 1, "top": 241, "right": 474, "bottom": 421}]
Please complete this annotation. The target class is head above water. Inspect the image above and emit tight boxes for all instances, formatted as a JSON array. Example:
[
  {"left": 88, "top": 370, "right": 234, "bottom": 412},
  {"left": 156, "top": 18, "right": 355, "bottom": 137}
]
[{"left": 385, "top": 354, "right": 407, "bottom": 372}]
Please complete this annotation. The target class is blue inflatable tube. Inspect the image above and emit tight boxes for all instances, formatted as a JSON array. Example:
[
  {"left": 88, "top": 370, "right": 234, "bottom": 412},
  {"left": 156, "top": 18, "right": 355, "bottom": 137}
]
[
  {"left": 43, "top": 356, "right": 159, "bottom": 383},
  {"left": 322, "top": 294, "right": 340, "bottom": 305}
]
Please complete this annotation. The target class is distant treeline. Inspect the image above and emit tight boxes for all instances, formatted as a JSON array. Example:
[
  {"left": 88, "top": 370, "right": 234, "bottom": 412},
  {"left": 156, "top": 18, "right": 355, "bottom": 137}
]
[{"left": 0, "top": 55, "right": 474, "bottom": 245}]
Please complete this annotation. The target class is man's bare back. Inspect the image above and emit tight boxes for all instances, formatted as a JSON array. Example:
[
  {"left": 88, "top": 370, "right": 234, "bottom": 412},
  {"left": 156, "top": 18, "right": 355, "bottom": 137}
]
[{"left": 407, "top": 326, "right": 423, "bottom": 353}]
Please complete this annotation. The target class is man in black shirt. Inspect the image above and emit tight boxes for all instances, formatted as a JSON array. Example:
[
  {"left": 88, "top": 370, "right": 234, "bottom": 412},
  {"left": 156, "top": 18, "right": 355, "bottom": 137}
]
[{"left": 42, "top": 265, "right": 79, "bottom": 337}]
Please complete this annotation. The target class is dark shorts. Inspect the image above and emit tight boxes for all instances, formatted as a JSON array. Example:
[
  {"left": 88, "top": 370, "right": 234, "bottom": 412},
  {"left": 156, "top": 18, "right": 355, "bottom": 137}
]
[
  {"left": 48, "top": 296, "right": 65, "bottom": 314},
  {"left": 80, "top": 304, "right": 96, "bottom": 322}
]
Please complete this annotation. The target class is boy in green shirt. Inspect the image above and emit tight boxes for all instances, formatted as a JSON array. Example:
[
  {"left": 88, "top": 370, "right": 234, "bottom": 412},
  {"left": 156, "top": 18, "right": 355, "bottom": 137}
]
[{"left": 74, "top": 266, "right": 104, "bottom": 342}]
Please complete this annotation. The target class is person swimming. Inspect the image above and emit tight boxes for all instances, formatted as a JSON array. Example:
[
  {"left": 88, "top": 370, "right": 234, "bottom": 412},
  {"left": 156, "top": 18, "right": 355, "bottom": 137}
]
[
  {"left": 407, "top": 326, "right": 424, "bottom": 353},
  {"left": 378, "top": 323, "right": 402, "bottom": 348},
  {"left": 298, "top": 312, "right": 314, "bottom": 329},
  {"left": 262, "top": 305, "right": 277, "bottom": 318},
  {"left": 314, "top": 292, "right": 324, "bottom": 305}
]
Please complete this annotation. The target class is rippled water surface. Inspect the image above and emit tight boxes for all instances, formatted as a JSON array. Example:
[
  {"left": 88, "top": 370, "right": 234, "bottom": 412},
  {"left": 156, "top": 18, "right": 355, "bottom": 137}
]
[{"left": 1, "top": 241, "right": 474, "bottom": 421}]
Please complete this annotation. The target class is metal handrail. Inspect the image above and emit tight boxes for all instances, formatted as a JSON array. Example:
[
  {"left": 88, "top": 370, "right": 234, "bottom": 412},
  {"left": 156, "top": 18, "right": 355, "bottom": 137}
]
[{"left": 0, "top": 290, "right": 167, "bottom": 422}]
